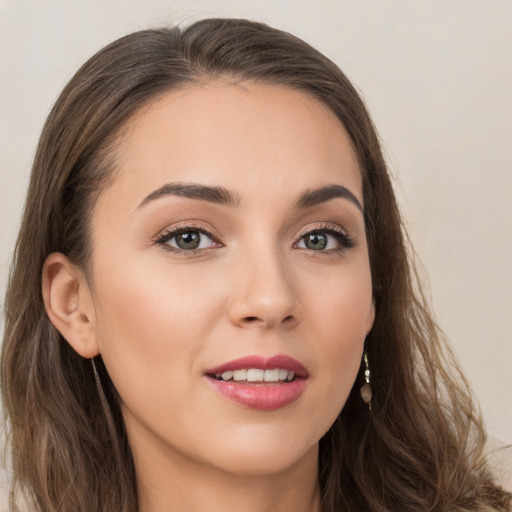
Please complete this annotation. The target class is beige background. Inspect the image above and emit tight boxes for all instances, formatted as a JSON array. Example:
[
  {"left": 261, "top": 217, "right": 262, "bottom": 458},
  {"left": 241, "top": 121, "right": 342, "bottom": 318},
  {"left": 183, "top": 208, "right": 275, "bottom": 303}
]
[{"left": 1, "top": 0, "right": 511, "bottom": 501}]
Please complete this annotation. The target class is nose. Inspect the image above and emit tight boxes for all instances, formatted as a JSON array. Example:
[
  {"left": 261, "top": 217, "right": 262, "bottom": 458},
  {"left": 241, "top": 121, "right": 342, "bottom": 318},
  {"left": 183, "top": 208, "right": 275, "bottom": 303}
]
[{"left": 227, "top": 249, "right": 302, "bottom": 329}]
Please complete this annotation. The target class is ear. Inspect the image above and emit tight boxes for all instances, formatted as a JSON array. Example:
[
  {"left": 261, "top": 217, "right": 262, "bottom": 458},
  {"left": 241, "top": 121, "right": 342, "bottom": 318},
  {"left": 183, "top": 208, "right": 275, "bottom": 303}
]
[
  {"left": 365, "top": 300, "right": 376, "bottom": 336},
  {"left": 42, "top": 252, "right": 100, "bottom": 358}
]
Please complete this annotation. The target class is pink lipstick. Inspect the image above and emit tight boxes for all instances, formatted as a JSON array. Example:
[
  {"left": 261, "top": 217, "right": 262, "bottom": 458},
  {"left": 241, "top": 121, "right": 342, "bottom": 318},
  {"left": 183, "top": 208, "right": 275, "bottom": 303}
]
[{"left": 205, "top": 355, "right": 309, "bottom": 411}]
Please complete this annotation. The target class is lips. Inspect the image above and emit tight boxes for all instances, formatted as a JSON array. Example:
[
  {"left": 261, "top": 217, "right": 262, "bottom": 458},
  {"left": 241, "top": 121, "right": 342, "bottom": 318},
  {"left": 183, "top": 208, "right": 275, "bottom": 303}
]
[{"left": 205, "top": 355, "right": 309, "bottom": 411}]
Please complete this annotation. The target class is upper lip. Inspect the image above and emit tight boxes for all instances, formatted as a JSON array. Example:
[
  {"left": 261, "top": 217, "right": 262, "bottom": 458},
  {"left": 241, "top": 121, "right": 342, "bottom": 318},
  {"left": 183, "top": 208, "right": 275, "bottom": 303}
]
[{"left": 206, "top": 354, "right": 309, "bottom": 378}]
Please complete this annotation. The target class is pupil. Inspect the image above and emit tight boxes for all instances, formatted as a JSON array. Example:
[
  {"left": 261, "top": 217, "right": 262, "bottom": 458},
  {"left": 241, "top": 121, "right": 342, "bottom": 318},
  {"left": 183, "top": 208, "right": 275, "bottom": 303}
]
[
  {"left": 306, "top": 233, "right": 327, "bottom": 250},
  {"left": 177, "top": 231, "right": 200, "bottom": 249}
]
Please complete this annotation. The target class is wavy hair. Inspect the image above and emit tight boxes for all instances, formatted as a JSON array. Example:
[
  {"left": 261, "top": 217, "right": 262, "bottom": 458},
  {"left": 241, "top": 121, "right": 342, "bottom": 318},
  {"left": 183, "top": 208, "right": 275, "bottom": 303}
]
[{"left": 2, "top": 18, "right": 510, "bottom": 512}]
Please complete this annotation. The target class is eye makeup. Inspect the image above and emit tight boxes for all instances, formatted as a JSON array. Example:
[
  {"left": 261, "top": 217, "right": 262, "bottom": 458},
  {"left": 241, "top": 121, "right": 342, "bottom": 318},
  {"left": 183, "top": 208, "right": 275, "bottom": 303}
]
[
  {"left": 153, "top": 220, "right": 355, "bottom": 257},
  {"left": 294, "top": 223, "right": 355, "bottom": 253},
  {"left": 153, "top": 222, "right": 223, "bottom": 254}
]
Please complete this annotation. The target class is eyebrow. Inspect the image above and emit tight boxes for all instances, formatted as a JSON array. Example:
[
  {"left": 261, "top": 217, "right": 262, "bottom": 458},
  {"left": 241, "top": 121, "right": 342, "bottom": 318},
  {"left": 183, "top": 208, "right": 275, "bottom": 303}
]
[
  {"left": 137, "top": 181, "right": 363, "bottom": 213},
  {"left": 293, "top": 185, "right": 363, "bottom": 212},
  {"left": 138, "top": 182, "right": 241, "bottom": 208}
]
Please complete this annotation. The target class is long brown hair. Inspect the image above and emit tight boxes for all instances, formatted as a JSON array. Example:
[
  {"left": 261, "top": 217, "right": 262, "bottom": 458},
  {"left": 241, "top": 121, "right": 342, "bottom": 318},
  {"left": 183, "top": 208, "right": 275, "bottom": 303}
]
[{"left": 2, "top": 18, "right": 510, "bottom": 512}]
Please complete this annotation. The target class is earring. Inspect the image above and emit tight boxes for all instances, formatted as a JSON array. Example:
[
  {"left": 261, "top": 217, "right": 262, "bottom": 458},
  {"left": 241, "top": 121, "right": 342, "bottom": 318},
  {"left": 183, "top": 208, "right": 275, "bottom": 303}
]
[{"left": 360, "top": 350, "right": 372, "bottom": 411}]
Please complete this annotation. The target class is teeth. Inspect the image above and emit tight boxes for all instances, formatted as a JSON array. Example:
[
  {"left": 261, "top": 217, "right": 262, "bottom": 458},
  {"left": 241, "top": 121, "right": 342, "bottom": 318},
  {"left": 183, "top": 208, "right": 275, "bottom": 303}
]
[
  {"left": 264, "top": 369, "right": 280, "bottom": 382},
  {"left": 217, "top": 368, "right": 295, "bottom": 383},
  {"left": 233, "top": 369, "right": 247, "bottom": 381},
  {"left": 247, "top": 369, "right": 264, "bottom": 381}
]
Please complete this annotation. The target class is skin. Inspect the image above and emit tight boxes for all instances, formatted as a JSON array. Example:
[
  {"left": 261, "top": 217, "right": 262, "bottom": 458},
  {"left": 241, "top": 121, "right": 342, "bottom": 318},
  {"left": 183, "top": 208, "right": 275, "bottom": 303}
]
[{"left": 43, "top": 82, "right": 374, "bottom": 512}]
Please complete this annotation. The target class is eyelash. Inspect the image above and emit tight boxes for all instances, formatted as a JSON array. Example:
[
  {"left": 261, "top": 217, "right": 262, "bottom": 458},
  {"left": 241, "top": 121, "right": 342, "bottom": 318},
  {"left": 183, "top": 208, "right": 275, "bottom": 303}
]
[
  {"left": 154, "top": 224, "right": 222, "bottom": 254},
  {"left": 153, "top": 223, "right": 354, "bottom": 254},
  {"left": 295, "top": 224, "right": 355, "bottom": 253}
]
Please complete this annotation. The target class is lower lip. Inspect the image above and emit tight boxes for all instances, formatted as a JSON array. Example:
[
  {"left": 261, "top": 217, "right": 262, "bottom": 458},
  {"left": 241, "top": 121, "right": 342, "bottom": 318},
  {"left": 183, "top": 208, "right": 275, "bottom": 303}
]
[{"left": 207, "top": 378, "right": 307, "bottom": 411}]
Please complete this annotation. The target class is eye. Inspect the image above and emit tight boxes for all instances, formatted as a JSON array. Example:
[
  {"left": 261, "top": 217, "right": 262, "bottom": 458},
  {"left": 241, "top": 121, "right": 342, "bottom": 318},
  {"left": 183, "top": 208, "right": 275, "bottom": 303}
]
[
  {"left": 295, "top": 226, "right": 354, "bottom": 252},
  {"left": 155, "top": 226, "right": 221, "bottom": 252}
]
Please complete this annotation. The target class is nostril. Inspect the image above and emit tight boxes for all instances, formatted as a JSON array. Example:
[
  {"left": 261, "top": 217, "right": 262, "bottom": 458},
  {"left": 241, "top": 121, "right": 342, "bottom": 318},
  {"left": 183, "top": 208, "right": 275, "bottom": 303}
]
[{"left": 240, "top": 314, "right": 296, "bottom": 326}]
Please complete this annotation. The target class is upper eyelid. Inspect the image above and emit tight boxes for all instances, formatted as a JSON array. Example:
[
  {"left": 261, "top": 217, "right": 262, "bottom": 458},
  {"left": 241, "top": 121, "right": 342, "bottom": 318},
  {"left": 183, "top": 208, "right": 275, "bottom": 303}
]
[
  {"left": 153, "top": 222, "right": 220, "bottom": 242},
  {"left": 296, "top": 222, "right": 350, "bottom": 238}
]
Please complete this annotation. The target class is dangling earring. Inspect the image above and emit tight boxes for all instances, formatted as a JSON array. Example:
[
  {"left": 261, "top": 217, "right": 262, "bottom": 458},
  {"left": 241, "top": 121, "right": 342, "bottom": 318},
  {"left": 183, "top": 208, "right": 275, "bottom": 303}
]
[
  {"left": 360, "top": 350, "right": 372, "bottom": 411},
  {"left": 91, "top": 356, "right": 120, "bottom": 441},
  {"left": 91, "top": 356, "right": 110, "bottom": 412},
  {"left": 91, "top": 356, "right": 101, "bottom": 387}
]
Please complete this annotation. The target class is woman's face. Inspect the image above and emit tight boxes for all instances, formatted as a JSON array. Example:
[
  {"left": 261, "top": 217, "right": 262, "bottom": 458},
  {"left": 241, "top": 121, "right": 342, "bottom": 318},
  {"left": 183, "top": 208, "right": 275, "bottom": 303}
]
[{"left": 85, "top": 82, "right": 374, "bottom": 476}]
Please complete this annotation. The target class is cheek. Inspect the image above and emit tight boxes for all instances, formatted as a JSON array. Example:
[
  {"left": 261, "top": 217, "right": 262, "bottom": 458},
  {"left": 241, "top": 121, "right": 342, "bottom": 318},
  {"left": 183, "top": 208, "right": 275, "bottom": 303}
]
[
  {"left": 305, "top": 256, "right": 373, "bottom": 346},
  {"left": 297, "top": 259, "right": 373, "bottom": 430},
  {"left": 89, "top": 255, "right": 225, "bottom": 398}
]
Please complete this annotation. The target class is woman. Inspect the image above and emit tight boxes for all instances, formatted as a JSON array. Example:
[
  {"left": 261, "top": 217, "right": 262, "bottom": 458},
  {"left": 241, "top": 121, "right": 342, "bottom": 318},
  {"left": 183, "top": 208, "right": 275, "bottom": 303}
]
[{"left": 1, "top": 18, "right": 510, "bottom": 512}]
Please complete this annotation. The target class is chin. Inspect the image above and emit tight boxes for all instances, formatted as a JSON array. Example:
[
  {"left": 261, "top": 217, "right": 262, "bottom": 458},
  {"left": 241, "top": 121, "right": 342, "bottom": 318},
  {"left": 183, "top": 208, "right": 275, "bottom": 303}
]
[
  {"left": 192, "top": 422, "right": 321, "bottom": 477},
  {"left": 208, "top": 439, "right": 318, "bottom": 477}
]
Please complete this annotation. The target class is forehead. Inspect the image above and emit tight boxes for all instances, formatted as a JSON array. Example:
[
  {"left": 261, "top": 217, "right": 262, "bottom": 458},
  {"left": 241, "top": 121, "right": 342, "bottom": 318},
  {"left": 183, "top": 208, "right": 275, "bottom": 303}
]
[{"left": 101, "top": 81, "right": 362, "bottom": 211}]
